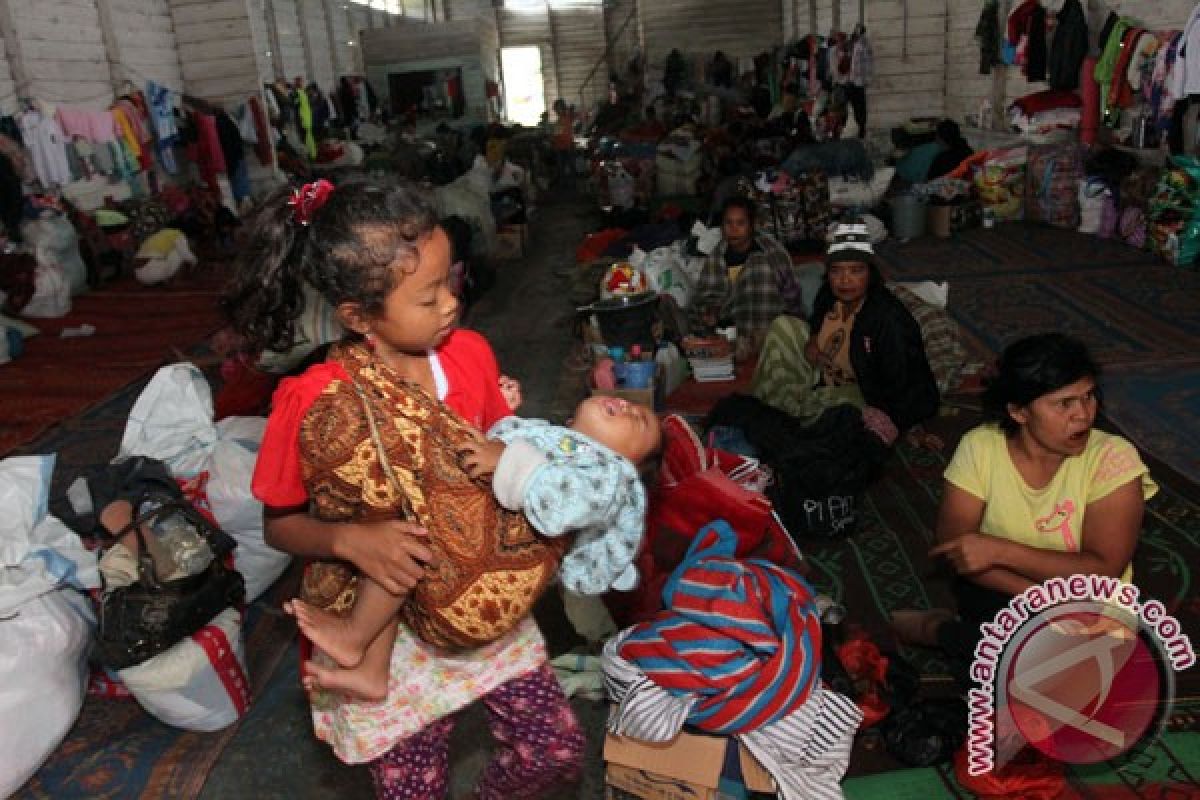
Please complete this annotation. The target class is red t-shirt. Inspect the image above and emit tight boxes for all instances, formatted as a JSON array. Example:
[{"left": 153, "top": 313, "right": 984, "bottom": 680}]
[{"left": 252, "top": 329, "right": 511, "bottom": 509}]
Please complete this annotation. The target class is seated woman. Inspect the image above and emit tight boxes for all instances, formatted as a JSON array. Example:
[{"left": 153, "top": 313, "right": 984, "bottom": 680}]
[
  {"left": 751, "top": 219, "right": 939, "bottom": 438},
  {"left": 891, "top": 333, "right": 1157, "bottom": 685},
  {"left": 926, "top": 119, "right": 974, "bottom": 181},
  {"left": 690, "top": 196, "right": 806, "bottom": 359}
]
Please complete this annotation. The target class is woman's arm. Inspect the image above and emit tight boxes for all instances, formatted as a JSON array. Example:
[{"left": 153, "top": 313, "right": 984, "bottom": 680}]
[
  {"left": 264, "top": 506, "right": 433, "bottom": 595},
  {"left": 932, "top": 479, "right": 1144, "bottom": 584},
  {"left": 935, "top": 482, "right": 1034, "bottom": 596}
]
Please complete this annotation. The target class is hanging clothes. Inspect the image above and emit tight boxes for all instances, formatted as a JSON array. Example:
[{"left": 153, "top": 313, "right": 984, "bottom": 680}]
[
  {"left": 56, "top": 107, "right": 117, "bottom": 143},
  {"left": 1047, "top": 0, "right": 1088, "bottom": 90},
  {"left": 1025, "top": 4, "right": 1047, "bottom": 82},
  {"left": 293, "top": 88, "right": 317, "bottom": 159},
  {"left": 0, "top": 153, "right": 25, "bottom": 240},
  {"left": 216, "top": 111, "right": 248, "bottom": 202},
  {"left": 1094, "top": 17, "right": 1134, "bottom": 127},
  {"left": 17, "top": 110, "right": 72, "bottom": 188},
  {"left": 246, "top": 94, "right": 273, "bottom": 165},
  {"left": 0, "top": 133, "right": 31, "bottom": 184},
  {"left": 190, "top": 111, "right": 226, "bottom": 192}
]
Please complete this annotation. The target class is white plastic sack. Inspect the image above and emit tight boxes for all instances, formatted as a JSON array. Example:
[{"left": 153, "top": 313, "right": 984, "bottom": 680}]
[
  {"left": 0, "top": 589, "right": 94, "bottom": 797},
  {"left": 118, "top": 607, "right": 249, "bottom": 732},
  {"left": 21, "top": 262, "right": 71, "bottom": 318},
  {"left": 119, "top": 364, "right": 289, "bottom": 601},
  {"left": 0, "top": 455, "right": 102, "bottom": 612},
  {"left": 22, "top": 213, "right": 88, "bottom": 296},
  {"left": 639, "top": 243, "right": 693, "bottom": 308},
  {"left": 434, "top": 166, "right": 497, "bottom": 257},
  {"left": 0, "top": 454, "right": 98, "bottom": 796}
]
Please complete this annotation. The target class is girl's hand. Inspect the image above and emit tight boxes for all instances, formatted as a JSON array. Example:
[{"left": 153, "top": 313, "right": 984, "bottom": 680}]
[
  {"left": 339, "top": 520, "right": 432, "bottom": 595},
  {"left": 460, "top": 428, "right": 506, "bottom": 479},
  {"left": 929, "top": 533, "right": 1001, "bottom": 576},
  {"left": 499, "top": 375, "right": 523, "bottom": 411}
]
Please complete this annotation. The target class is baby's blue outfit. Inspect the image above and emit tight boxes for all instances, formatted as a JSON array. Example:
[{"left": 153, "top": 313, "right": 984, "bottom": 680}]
[{"left": 488, "top": 417, "right": 645, "bottom": 595}]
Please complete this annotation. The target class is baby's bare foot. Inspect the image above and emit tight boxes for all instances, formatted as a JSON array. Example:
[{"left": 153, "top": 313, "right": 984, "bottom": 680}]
[
  {"left": 285, "top": 599, "right": 370, "bottom": 669},
  {"left": 302, "top": 658, "right": 389, "bottom": 703}
]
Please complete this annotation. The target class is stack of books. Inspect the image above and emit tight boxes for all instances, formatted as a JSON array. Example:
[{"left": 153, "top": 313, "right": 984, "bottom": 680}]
[{"left": 681, "top": 336, "right": 735, "bottom": 383}]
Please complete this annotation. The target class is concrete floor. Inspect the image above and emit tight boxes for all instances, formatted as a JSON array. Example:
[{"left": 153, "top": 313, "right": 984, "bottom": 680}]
[{"left": 199, "top": 185, "right": 609, "bottom": 799}]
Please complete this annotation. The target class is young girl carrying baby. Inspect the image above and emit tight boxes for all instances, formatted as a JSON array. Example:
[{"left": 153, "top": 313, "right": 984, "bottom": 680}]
[{"left": 223, "top": 180, "right": 584, "bottom": 799}]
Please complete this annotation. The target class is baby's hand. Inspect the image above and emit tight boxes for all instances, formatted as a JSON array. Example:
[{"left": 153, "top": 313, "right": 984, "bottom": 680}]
[
  {"left": 460, "top": 428, "right": 506, "bottom": 479},
  {"left": 499, "top": 374, "right": 523, "bottom": 411}
]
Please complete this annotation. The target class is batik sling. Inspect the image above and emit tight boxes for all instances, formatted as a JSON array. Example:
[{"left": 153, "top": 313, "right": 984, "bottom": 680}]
[{"left": 296, "top": 341, "right": 567, "bottom": 650}]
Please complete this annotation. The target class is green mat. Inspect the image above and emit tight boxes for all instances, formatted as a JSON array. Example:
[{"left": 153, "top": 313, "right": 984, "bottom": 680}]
[{"left": 844, "top": 731, "right": 1200, "bottom": 799}]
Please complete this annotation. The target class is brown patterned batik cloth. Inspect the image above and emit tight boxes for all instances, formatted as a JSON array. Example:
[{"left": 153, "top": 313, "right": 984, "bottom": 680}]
[{"left": 297, "top": 341, "right": 567, "bottom": 650}]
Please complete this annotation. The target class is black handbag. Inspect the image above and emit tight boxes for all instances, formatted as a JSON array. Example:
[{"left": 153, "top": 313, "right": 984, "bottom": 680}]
[{"left": 94, "top": 494, "right": 245, "bottom": 671}]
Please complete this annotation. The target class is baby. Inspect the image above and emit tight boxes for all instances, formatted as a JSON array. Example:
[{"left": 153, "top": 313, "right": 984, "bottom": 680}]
[{"left": 287, "top": 391, "right": 662, "bottom": 700}]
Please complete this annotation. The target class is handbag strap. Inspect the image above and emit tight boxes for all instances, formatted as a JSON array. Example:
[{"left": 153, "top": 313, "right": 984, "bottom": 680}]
[{"left": 351, "top": 380, "right": 416, "bottom": 521}]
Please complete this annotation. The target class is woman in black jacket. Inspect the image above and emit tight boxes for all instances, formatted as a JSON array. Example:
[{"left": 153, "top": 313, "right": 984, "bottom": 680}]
[{"left": 751, "top": 220, "right": 940, "bottom": 438}]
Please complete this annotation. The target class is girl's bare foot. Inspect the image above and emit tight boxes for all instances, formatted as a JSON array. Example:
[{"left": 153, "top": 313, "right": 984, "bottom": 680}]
[
  {"left": 890, "top": 608, "right": 957, "bottom": 647},
  {"left": 284, "top": 599, "right": 371, "bottom": 669},
  {"left": 301, "top": 658, "right": 389, "bottom": 702}
]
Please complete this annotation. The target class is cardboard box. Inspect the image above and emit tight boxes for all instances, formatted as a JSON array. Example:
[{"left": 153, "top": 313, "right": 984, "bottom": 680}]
[{"left": 604, "top": 732, "right": 775, "bottom": 800}]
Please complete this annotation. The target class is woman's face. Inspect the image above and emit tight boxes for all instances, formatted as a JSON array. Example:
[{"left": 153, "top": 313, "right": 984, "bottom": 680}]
[
  {"left": 722, "top": 206, "right": 753, "bottom": 251},
  {"left": 1009, "top": 376, "right": 1099, "bottom": 457},
  {"left": 827, "top": 260, "right": 871, "bottom": 306}
]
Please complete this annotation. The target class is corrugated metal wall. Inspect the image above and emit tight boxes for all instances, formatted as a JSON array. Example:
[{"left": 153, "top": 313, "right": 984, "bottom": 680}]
[
  {"left": 248, "top": 0, "right": 276, "bottom": 83},
  {"left": 497, "top": 7, "right": 558, "bottom": 109},
  {"left": 299, "top": 0, "right": 334, "bottom": 88},
  {"left": 112, "top": 0, "right": 184, "bottom": 92},
  {"left": 551, "top": 2, "right": 607, "bottom": 112},
  {"left": 0, "top": 34, "right": 14, "bottom": 114},
  {"left": 9, "top": 0, "right": 114, "bottom": 106},
  {"left": 640, "top": 0, "right": 783, "bottom": 69},
  {"left": 273, "top": 0, "right": 309, "bottom": 83},
  {"left": 866, "top": 0, "right": 946, "bottom": 130},
  {"left": 326, "top": 0, "right": 355, "bottom": 76}
]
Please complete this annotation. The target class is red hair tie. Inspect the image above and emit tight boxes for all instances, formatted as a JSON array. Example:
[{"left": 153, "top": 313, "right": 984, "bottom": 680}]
[{"left": 288, "top": 179, "right": 335, "bottom": 226}]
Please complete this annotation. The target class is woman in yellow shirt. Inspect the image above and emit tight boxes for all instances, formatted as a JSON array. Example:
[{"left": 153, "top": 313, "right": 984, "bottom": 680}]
[{"left": 892, "top": 333, "right": 1156, "bottom": 683}]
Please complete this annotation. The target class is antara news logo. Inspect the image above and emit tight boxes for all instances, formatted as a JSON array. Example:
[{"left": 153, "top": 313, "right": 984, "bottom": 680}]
[{"left": 966, "top": 574, "right": 1196, "bottom": 776}]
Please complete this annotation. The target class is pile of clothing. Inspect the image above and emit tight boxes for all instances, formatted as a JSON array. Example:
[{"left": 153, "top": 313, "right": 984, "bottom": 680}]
[{"left": 602, "top": 520, "right": 862, "bottom": 799}]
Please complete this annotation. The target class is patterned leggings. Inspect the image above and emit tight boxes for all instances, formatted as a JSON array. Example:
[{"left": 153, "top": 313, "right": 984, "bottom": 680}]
[{"left": 367, "top": 664, "right": 585, "bottom": 800}]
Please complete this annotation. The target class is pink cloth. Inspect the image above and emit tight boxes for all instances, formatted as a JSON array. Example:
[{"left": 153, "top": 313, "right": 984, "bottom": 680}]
[{"left": 56, "top": 108, "right": 117, "bottom": 142}]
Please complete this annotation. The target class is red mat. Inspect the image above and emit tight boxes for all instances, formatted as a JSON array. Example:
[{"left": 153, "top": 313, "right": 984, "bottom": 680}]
[
  {"left": 664, "top": 360, "right": 754, "bottom": 416},
  {"left": 0, "top": 268, "right": 227, "bottom": 457}
]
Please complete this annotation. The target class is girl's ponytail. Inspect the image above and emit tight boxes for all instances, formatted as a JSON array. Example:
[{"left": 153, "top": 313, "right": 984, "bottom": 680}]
[{"left": 221, "top": 185, "right": 312, "bottom": 354}]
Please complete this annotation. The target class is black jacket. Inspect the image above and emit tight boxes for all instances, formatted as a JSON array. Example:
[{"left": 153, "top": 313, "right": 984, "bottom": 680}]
[
  {"left": 809, "top": 284, "right": 940, "bottom": 431},
  {"left": 1048, "top": 0, "right": 1089, "bottom": 90}
]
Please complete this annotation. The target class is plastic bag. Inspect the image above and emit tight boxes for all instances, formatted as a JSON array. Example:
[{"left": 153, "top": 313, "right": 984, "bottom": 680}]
[
  {"left": 117, "top": 607, "right": 250, "bottom": 732},
  {"left": 20, "top": 262, "right": 71, "bottom": 318},
  {"left": 0, "top": 455, "right": 98, "bottom": 796},
  {"left": 119, "top": 365, "right": 288, "bottom": 601},
  {"left": 0, "top": 590, "right": 95, "bottom": 796},
  {"left": 22, "top": 213, "right": 88, "bottom": 296}
]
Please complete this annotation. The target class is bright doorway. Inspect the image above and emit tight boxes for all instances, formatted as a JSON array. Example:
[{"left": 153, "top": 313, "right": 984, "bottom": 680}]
[{"left": 501, "top": 46, "right": 545, "bottom": 126}]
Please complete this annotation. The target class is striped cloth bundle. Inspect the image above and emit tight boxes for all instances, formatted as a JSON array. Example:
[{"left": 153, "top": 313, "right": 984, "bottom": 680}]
[{"left": 617, "top": 519, "right": 823, "bottom": 734}]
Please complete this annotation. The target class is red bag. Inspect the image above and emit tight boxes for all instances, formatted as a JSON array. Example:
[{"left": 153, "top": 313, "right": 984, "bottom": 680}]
[{"left": 605, "top": 415, "right": 805, "bottom": 627}]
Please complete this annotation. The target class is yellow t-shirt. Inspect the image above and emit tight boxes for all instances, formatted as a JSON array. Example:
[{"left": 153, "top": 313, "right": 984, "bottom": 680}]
[{"left": 944, "top": 425, "right": 1158, "bottom": 584}]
